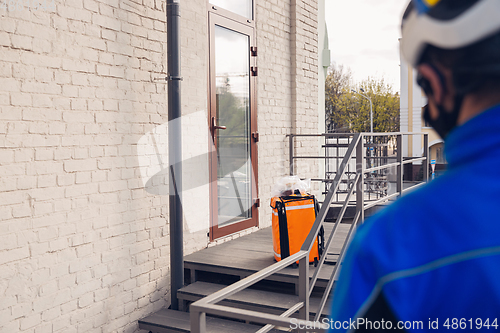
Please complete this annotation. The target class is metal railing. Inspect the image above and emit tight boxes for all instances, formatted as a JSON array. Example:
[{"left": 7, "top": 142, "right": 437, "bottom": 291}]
[{"left": 191, "top": 132, "right": 429, "bottom": 333}]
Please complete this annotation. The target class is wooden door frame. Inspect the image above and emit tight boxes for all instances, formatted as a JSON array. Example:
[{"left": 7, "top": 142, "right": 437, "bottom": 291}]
[{"left": 208, "top": 12, "right": 258, "bottom": 241}]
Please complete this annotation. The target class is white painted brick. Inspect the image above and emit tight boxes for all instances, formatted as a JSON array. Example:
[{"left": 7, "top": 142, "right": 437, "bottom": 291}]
[
  {"left": 32, "top": 213, "right": 66, "bottom": 229},
  {"left": 49, "top": 238, "right": 68, "bottom": 251},
  {"left": 75, "top": 243, "right": 93, "bottom": 258},
  {"left": 58, "top": 5, "right": 92, "bottom": 22},
  {"left": 101, "top": 29, "right": 116, "bottom": 41},
  {"left": 78, "top": 292, "right": 93, "bottom": 308},
  {"left": 64, "top": 159, "right": 97, "bottom": 172},
  {"left": 12, "top": 64, "right": 35, "bottom": 79},
  {"left": 16, "top": 175, "right": 36, "bottom": 190},
  {"left": 11, "top": 92, "right": 32, "bottom": 106},
  {"left": 0, "top": 234, "right": 17, "bottom": 251},
  {"left": 33, "top": 67, "right": 54, "bottom": 83},
  {"left": 57, "top": 173, "right": 75, "bottom": 186},
  {"left": 0, "top": 247, "right": 29, "bottom": 265},
  {"left": 34, "top": 322, "right": 53, "bottom": 333},
  {"left": 21, "top": 81, "right": 61, "bottom": 95},
  {"left": 39, "top": 279, "right": 59, "bottom": 297},
  {"left": 0, "top": 149, "right": 14, "bottom": 164},
  {"left": 11, "top": 35, "right": 33, "bottom": 51},
  {"left": 37, "top": 174, "right": 57, "bottom": 188},
  {"left": 41, "top": 306, "right": 61, "bottom": 322},
  {"left": 62, "top": 59, "right": 95, "bottom": 74},
  {"left": 20, "top": 53, "right": 61, "bottom": 69},
  {"left": 38, "top": 227, "right": 57, "bottom": 242},
  {"left": 0, "top": 163, "right": 25, "bottom": 177},
  {"left": 12, "top": 203, "right": 31, "bottom": 218},
  {"left": 20, "top": 313, "right": 41, "bottom": 330},
  {"left": 0, "top": 92, "right": 9, "bottom": 105},
  {"left": 83, "top": 0, "right": 99, "bottom": 12},
  {"left": 35, "top": 148, "right": 54, "bottom": 161},
  {"left": 92, "top": 14, "right": 121, "bottom": 32},
  {"left": 23, "top": 108, "right": 61, "bottom": 122},
  {"left": 33, "top": 202, "right": 52, "bottom": 216},
  {"left": 75, "top": 171, "right": 91, "bottom": 184},
  {"left": 32, "top": 94, "right": 53, "bottom": 108},
  {"left": 0, "top": 190, "right": 25, "bottom": 205},
  {"left": 33, "top": 38, "right": 52, "bottom": 54},
  {"left": 0, "top": 17, "right": 16, "bottom": 33}
]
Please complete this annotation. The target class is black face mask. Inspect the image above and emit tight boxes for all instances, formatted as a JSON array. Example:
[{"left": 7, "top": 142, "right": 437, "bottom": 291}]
[
  {"left": 417, "top": 69, "right": 464, "bottom": 139},
  {"left": 422, "top": 95, "right": 463, "bottom": 139}
]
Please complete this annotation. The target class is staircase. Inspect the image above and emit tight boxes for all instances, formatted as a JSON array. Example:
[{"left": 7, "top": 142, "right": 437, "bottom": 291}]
[
  {"left": 139, "top": 132, "right": 429, "bottom": 332},
  {"left": 138, "top": 222, "right": 349, "bottom": 332}
]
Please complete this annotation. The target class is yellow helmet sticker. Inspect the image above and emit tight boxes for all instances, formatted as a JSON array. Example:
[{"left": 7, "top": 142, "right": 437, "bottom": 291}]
[
  {"left": 414, "top": 0, "right": 442, "bottom": 14},
  {"left": 424, "top": 0, "right": 442, "bottom": 6}
]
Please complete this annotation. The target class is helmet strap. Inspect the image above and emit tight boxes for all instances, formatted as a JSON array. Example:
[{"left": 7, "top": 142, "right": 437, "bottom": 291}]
[{"left": 423, "top": 93, "right": 464, "bottom": 139}]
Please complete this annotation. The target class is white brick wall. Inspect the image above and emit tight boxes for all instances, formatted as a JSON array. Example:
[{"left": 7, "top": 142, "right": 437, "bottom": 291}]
[
  {"left": 0, "top": 0, "right": 319, "bottom": 332},
  {"left": 257, "top": 0, "right": 320, "bottom": 228},
  {"left": 0, "top": 0, "right": 176, "bottom": 331}
]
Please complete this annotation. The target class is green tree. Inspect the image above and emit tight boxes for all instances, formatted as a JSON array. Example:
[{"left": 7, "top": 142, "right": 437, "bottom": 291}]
[
  {"left": 325, "top": 64, "right": 353, "bottom": 132},
  {"left": 325, "top": 64, "right": 400, "bottom": 133}
]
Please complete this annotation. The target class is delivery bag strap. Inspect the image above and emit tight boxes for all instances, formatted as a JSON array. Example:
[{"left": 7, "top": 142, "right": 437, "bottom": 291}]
[
  {"left": 314, "top": 197, "right": 325, "bottom": 258},
  {"left": 276, "top": 199, "right": 290, "bottom": 260}
]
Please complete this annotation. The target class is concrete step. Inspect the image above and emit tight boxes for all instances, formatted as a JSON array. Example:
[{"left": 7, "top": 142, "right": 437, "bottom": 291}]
[
  {"left": 177, "top": 281, "right": 331, "bottom": 319},
  {"left": 138, "top": 308, "right": 283, "bottom": 333}
]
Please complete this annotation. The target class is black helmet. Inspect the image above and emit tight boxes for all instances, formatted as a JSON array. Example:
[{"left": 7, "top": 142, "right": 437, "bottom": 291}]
[{"left": 401, "top": 0, "right": 500, "bottom": 138}]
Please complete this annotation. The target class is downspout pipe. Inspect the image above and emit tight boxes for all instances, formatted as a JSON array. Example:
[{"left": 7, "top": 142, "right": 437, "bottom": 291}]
[{"left": 167, "top": 0, "right": 183, "bottom": 311}]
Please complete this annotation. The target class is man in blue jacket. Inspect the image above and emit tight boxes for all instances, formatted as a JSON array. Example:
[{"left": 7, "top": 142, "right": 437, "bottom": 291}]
[{"left": 329, "top": 0, "right": 500, "bottom": 331}]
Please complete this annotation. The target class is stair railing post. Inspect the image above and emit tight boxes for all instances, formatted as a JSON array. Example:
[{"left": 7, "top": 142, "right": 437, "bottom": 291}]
[
  {"left": 190, "top": 307, "right": 206, "bottom": 333},
  {"left": 356, "top": 134, "right": 365, "bottom": 224},
  {"left": 397, "top": 134, "right": 403, "bottom": 197},
  {"left": 289, "top": 134, "right": 294, "bottom": 176},
  {"left": 298, "top": 256, "right": 309, "bottom": 321},
  {"left": 423, "top": 133, "right": 429, "bottom": 182}
]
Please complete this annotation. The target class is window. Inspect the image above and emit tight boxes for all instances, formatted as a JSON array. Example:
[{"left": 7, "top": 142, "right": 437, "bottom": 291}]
[
  {"left": 210, "top": 0, "right": 253, "bottom": 20},
  {"left": 436, "top": 146, "right": 445, "bottom": 164}
]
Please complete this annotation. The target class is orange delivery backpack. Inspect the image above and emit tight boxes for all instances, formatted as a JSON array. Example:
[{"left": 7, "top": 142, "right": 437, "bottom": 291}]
[{"left": 270, "top": 193, "right": 325, "bottom": 266}]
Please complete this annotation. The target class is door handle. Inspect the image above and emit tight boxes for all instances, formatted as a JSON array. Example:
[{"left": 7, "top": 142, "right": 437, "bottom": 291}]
[{"left": 212, "top": 116, "right": 227, "bottom": 131}]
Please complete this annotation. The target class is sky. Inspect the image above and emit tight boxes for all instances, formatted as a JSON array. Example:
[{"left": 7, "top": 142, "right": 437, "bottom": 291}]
[{"left": 325, "top": 0, "right": 409, "bottom": 92}]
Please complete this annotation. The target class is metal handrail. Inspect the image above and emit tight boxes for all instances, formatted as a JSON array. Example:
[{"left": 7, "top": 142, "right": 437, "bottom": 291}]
[
  {"left": 299, "top": 134, "right": 361, "bottom": 254},
  {"left": 255, "top": 302, "right": 304, "bottom": 333},
  {"left": 191, "top": 132, "right": 429, "bottom": 333},
  {"left": 312, "top": 184, "right": 361, "bottom": 321},
  {"left": 308, "top": 173, "right": 360, "bottom": 296},
  {"left": 315, "top": 210, "right": 362, "bottom": 322}
]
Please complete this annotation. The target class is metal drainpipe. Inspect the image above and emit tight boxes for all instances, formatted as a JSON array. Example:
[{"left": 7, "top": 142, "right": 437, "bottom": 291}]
[{"left": 167, "top": 0, "right": 183, "bottom": 311}]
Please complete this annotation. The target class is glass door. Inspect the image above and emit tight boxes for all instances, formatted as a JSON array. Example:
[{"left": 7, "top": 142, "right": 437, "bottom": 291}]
[{"left": 209, "top": 13, "right": 258, "bottom": 240}]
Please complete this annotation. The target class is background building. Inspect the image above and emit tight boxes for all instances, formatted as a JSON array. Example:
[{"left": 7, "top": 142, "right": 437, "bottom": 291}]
[{"left": 399, "top": 39, "right": 444, "bottom": 180}]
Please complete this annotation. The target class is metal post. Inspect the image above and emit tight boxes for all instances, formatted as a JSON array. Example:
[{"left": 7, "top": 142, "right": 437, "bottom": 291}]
[
  {"left": 298, "top": 256, "right": 309, "bottom": 320},
  {"left": 289, "top": 134, "right": 294, "bottom": 176},
  {"left": 369, "top": 98, "right": 373, "bottom": 134},
  {"left": 336, "top": 136, "right": 339, "bottom": 202},
  {"left": 356, "top": 135, "right": 365, "bottom": 223},
  {"left": 190, "top": 307, "right": 206, "bottom": 333},
  {"left": 396, "top": 134, "right": 403, "bottom": 197},
  {"left": 167, "top": 0, "right": 183, "bottom": 311},
  {"left": 423, "top": 134, "right": 429, "bottom": 182},
  {"left": 352, "top": 89, "right": 373, "bottom": 168}
]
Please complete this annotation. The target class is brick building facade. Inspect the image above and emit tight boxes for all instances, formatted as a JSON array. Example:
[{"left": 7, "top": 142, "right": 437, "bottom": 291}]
[{"left": 0, "top": 0, "right": 326, "bottom": 331}]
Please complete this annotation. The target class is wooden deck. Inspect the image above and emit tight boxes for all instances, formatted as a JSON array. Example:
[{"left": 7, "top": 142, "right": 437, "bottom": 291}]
[
  {"left": 184, "top": 222, "right": 351, "bottom": 291},
  {"left": 138, "top": 308, "right": 283, "bottom": 333},
  {"left": 140, "top": 222, "right": 350, "bottom": 332}
]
